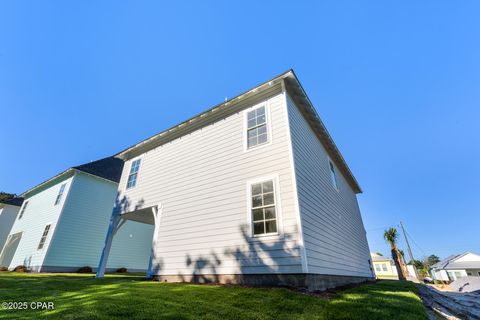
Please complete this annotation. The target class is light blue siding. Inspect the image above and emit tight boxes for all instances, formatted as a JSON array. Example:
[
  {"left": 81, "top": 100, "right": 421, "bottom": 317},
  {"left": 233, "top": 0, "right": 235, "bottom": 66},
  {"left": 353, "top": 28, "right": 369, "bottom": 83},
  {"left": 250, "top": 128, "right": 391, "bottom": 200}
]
[
  {"left": 7, "top": 174, "right": 74, "bottom": 270},
  {"left": 45, "top": 172, "right": 153, "bottom": 271},
  {"left": 286, "top": 93, "right": 373, "bottom": 278},
  {"left": 0, "top": 205, "right": 21, "bottom": 255}
]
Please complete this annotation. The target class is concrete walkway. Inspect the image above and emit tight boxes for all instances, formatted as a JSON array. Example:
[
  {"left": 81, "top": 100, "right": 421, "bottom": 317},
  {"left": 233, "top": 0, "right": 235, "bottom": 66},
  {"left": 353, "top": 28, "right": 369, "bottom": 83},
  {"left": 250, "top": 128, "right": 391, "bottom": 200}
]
[{"left": 417, "top": 284, "right": 480, "bottom": 320}]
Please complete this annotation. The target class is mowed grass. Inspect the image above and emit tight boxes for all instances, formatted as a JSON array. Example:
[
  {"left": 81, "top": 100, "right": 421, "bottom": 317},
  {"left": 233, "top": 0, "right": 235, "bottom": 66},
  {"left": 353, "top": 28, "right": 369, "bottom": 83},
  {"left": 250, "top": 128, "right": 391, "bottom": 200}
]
[{"left": 0, "top": 273, "right": 427, "bottom": 320}]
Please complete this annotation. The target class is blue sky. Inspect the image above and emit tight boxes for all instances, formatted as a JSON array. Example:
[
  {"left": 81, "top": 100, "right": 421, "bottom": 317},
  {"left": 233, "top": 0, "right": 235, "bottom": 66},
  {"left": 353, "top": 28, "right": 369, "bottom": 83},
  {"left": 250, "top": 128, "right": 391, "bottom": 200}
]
[{"left": 1, "top": 1, "right": 479, "bottom": 260}]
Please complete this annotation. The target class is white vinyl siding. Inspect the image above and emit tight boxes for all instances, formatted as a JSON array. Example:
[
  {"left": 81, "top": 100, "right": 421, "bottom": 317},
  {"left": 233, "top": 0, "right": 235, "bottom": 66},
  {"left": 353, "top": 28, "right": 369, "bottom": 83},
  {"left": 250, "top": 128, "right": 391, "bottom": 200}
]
[
  {"left": 117, "top": 87, "right": 303, "bottom": 276},
  {"left": 286, "top": 93, "right": 372, "bottom": 278}
]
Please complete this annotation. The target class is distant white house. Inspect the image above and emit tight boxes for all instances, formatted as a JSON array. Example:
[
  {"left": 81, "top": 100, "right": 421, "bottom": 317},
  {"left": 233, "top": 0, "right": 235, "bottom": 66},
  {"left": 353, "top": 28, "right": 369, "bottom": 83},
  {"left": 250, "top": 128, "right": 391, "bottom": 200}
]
[
  {"left": 0, "top": 157, "right": 153, "bottom": 272},
  {"left": 0, "top": 197, "right": 24, "bottom": 254},
  {"left": 430, "top": 252, "right": 480, "bottom": 282},
  {"left": 96, "top": 70, "right": 374, "bottom": 291}
]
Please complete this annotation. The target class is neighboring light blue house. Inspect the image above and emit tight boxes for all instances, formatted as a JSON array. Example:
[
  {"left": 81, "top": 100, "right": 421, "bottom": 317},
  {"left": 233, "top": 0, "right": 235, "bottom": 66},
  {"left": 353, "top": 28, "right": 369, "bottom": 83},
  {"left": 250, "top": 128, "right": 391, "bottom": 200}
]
[
  {"left": 0, "top": 197, "right": 24, "bottom": 255},
  {"left": 0, "top": 157, "right": 153, "bottom": 272}
]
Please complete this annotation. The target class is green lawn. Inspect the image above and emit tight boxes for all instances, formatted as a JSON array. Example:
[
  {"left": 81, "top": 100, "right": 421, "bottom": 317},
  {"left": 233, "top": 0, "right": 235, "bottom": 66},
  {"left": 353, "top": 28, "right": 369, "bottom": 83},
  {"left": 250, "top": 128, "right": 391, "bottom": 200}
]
[{"left": 0, "top": 273, "right": 427, "bottom": 320}]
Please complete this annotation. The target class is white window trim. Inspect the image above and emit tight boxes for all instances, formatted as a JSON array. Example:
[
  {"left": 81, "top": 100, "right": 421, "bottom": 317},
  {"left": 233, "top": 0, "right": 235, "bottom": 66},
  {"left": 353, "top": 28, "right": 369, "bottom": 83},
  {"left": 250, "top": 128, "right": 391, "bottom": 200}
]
[
  {"left": 243, "top": 101, "right": 273, "bottom": 152},
  {"left": 327, "top": 157, "right": 340, "bottom": 192},
  {"left": 246, "top": 174, "right": 283, "bottom": 239},
  {"left": 125, "top": 156, "right": 143, "bottom": 190},
  {"left": 37, "top": 222, "right": 53, "bottom": 251}
]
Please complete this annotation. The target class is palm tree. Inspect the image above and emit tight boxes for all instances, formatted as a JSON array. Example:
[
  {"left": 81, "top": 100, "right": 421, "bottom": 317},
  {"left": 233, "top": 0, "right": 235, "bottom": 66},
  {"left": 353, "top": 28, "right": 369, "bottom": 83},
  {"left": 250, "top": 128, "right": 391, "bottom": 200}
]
[{"left": 384, "top": 228, "right": 408, "bottom": 280}]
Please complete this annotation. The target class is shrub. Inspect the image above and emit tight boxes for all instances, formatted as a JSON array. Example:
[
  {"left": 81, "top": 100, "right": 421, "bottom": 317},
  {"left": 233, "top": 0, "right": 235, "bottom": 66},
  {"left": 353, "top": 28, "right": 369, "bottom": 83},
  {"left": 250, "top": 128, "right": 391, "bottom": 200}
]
[
  {"left": 12, "top": 265, "right": 28, "bottom": 272},
  {"left": 0, "top": 266, "right": 9, "bottom": 272},
  {"left": 116, "top": 267, "right": 128, "bottom": 273},
  {"left": 77, "top": 266, "right": 93, "bottom": 273}
]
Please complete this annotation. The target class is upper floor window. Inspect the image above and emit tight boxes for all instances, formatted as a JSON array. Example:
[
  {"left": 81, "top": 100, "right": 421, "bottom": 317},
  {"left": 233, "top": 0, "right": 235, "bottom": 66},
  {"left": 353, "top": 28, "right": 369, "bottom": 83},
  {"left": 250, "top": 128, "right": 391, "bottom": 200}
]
[
  {"left": 247, "top": 106, "right": 268, "bottom": 149},
  {"left": 54, "top": 183, "right": 67, "bottom": 205},
  {"left": 37, "top": 224, "right": 51, "bottom": 250},
  {"left": 18, "top": 201, "right": 29, "bottom": 220},
  {"left": 251, "top": 179, "right": 277, "bottom": 236},
  {"left": 329, "top": 160, "right": 339, "bottom": 190},
  {"left": 126, "top": 159, "right": 141, "bottom": 189}
]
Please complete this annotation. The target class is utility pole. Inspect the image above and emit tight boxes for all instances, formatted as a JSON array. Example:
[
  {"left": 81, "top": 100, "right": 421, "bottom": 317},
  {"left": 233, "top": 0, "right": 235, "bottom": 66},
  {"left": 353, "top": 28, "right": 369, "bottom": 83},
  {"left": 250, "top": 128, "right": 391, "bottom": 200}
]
[{"left": 400, "top": 221, "right": 420, "bottom": 279}]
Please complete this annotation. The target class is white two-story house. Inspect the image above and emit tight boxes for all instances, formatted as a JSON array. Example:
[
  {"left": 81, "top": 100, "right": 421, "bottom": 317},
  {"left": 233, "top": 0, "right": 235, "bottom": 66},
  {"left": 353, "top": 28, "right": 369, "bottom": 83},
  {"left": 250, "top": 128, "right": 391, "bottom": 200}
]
[
  {"left": 97, "top": 70, "right": 373, "bottom": 291},
  {"left": 0, "top": 157, "right": 153, "bottom": 272}
]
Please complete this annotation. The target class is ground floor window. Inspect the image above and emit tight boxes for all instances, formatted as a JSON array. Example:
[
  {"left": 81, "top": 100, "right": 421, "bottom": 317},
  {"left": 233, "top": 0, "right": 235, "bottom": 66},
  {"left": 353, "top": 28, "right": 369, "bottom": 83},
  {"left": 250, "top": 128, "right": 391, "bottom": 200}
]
[{"left": 250, "top": 179, "right": 278, "bottom": 236}]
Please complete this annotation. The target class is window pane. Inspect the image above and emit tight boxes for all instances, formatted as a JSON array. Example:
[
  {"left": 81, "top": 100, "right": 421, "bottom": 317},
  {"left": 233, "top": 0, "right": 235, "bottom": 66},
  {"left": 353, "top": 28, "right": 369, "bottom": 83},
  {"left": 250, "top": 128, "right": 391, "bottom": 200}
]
[
  {"left": 248, "top": 137, "right": 257, "bottom": 148},
  {"left": 257, "top": 114, "right": 266, "bottom": 124},
  {"left": 247, "top": 119, "right": 256, "bottom": 128},
  {"left": 252, "top": 195, "right": 262, "bottom": 208},
  {"left": 262, "top": 181, "right": 273, "bottom": 193},
  {"left": 263, "top": 193, "right": 274, "bottom": 206},
  {"left": 253, "top": 222, "right": 265, "bottom": 235},
  {"left": 257, "top": 134, "right": 267, "bottom": 144},
  {"left": 247, "top": 128, "right": 257, "bottom": 139},
  {"left": 247, "top": 110, "right": 256, "bottom": 120},
  {"left": 257, "top": 125, "right": 267, "bottom": 135},
  {"left": 264, "top": 207, "right": 276, "bottom": 219},
  {"left": 265, "top": 220, "right": 277, "bottom": 233},
  {"left": 251, "top": 183, "right": 262, "bottom": 196},
  {"left": 256, "top": 106, "right": 265, "bottom": 116},
  {"left": 252, "top": 209, "right": 263, "bottom": 222}
]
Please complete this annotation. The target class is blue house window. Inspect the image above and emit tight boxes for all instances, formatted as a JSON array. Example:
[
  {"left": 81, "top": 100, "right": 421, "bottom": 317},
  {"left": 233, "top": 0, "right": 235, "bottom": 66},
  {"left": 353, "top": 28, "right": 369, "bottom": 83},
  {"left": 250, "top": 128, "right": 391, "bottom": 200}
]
[
  {"left": 126, "top": 159, "right": 141, "bottom": 189},
  {"left": 329, "top": 160, "right": 339, "bottom": 190},
  {"left": 18, "top": 201, "right": 29, "bottom": 220},
  {"left": 54, "top": 183, "right": 67, "bottom": 205},
  {"left": 37, "top": 224, "right": 51, "bottom": 250}
]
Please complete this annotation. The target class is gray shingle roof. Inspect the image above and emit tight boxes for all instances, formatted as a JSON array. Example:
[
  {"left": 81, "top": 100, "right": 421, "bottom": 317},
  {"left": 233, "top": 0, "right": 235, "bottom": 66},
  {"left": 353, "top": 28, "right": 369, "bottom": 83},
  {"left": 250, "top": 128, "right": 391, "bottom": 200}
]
[
  {"left": 0, "top": 197, "right": 24, "bottom": 207},
  {"left": 73, "top": 156, "right": 124, "bottom": 183}
]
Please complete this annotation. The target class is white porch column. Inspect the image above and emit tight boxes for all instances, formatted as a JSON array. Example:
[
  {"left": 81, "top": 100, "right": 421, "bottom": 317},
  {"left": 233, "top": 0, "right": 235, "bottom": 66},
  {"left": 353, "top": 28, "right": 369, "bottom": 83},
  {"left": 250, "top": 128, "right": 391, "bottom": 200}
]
[
  {"left": 95, "top": 210, "right": 123, "bottom": 278},
  {"left": 146, "top": 204, "right": 163, "bottom": 279}
]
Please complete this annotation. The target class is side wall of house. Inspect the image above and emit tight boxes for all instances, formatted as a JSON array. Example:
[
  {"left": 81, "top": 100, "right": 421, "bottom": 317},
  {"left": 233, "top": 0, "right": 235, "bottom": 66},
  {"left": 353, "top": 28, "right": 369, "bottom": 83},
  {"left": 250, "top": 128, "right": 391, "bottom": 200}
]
[
  {"left": 0, "top": 205, "right": 20, "bottom": 252},
  {"left": 6, "top": 176, "right": 74, "bottom": 270},
  {"left": 117, "top": 87, "right": 304, "bottom": 276},
  {"left": 44, "top": 172, "right": 153, "bottom": 271},
  {"left": 286, "top": 93, "right": 373, "bottom": 278}
]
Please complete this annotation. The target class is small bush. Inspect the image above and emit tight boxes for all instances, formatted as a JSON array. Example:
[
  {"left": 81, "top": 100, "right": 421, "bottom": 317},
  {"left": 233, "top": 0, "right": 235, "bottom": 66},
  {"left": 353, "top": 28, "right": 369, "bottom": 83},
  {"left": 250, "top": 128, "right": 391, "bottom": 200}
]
[
  {"left": 12, "top": 265, "right": 28, "bottom": 273},
  {"left": 77, "top": 266, "right": 93, "bottom": 273},
  {"left": 116, "top": 267, "right": 128, "bottom": 273},
  {"left": 0, "top": 266, "right": 9, "bottom": 272}
]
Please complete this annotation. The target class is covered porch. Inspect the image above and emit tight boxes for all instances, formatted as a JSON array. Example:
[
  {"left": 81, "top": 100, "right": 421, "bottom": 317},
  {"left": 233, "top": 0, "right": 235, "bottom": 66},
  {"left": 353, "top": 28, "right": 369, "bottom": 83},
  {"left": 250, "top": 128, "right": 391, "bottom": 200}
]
[{"left": 96, "top": 204, "right": 162, "bottom": 278}]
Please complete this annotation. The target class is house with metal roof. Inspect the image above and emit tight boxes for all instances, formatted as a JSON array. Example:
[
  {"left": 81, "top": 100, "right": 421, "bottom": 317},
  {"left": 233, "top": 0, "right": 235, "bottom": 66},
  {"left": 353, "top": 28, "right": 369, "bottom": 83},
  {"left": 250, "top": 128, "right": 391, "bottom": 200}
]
[
  {"left": 0, "top": 157, "right": 153, "bottom": 272},
  {"left": 96, "top": 70, "right": 373, "bottom": 291},
  {"left": 430, "top": 252, "right": 480, "bottom": 282},
  {"left": 0, "top": 197, "right": 24, "bottom": 255}
]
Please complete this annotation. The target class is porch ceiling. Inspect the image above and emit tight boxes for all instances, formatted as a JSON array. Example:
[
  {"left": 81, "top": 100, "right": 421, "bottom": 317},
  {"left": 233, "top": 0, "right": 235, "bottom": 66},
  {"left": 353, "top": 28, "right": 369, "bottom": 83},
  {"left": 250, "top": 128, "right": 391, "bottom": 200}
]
[{"left": 120, "top": 206, "right": 156, "bottom": 225}]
